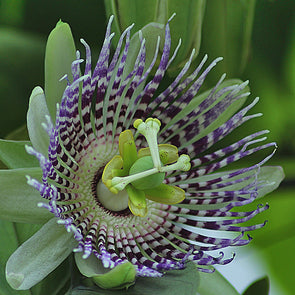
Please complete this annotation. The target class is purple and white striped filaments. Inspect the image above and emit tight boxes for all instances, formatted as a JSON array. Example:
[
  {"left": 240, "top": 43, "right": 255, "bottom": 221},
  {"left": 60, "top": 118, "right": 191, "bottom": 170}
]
[{"left": 26, "top": 15, "right": 277, "bottom": 277}]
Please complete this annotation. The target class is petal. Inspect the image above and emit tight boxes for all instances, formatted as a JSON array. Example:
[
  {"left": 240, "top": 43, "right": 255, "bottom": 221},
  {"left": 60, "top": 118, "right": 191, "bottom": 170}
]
[
  {"left": 0, "top": 140, "right": 39, "bottom": 168},
  {"left": 27, "top": 86, "right": 50, "bottom": 155},
  {"left": 0, "top": 167, "right": 52, "bottom": 223},
  {"left": 6, "top": 218, "right": 77, "bottom": 290}
]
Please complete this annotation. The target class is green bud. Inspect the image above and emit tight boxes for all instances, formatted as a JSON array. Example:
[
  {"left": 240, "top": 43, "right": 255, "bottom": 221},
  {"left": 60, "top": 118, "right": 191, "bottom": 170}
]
[
  {"left": 92, "top": 262, "right": 136, "bottom": 290},
  {"left": 104, "top": 0, "right": 206, "bottom": 74},
  {"left": 75, "top": 253, "right": 136, "bottom": 290},
  {"left": 45, "top": 20, "right": 76, "bottom": 121}
]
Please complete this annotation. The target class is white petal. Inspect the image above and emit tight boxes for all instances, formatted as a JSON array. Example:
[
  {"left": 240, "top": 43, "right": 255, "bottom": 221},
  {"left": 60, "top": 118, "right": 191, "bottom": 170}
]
[
  {"left": 27, "top": 86, "right": 50, "bottom": 155},
  {"left": 6, "top": 218, "right": 77, "bottom": 290}
]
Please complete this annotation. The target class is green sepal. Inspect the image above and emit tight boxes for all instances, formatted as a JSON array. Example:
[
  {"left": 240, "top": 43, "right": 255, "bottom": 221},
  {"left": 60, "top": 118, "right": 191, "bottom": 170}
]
[
  {"left": 75, "top": 252, "right": 136, "bottom": 290},
  {"left": 0, "top": 167, "right": 52, "bottom": 223},
  {"left": 45, "top": 20, "right": 76, "bottom": 121},
  {"left": 0, "top": 220, "right": 37, "bottom": 295},
  {"left": 0, "top": 140, "right": 38, "bottom": 168},
  {"left": 69, "top": 261, "right": 200, "bottom": 294},
  {"left": 144, "top": 183, "right": 185, "bottom": 204},
  {"left": 92, "top": 263, "right": 136, "bottom": 290}
]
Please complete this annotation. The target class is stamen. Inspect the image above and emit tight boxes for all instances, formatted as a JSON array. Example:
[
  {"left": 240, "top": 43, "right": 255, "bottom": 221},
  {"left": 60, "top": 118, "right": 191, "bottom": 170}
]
[{"left": 101, "top": 117, "right": 191, "bottom": 215}]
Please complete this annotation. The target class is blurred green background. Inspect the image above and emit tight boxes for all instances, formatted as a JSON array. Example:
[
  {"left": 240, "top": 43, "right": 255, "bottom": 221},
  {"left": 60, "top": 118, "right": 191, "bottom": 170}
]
[{"left": 0, "top": 0, "right": 294, "bottom": 294}]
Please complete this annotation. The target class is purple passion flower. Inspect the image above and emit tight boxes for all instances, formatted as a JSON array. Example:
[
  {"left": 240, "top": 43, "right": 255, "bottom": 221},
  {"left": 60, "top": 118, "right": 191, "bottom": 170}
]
[{"left": 6, "top": 15, "right": 283, "bottom": 290}]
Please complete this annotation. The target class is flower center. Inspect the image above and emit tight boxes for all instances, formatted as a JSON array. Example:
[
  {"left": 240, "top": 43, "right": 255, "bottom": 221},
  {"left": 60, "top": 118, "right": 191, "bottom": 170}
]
[{"left": 96, "top": 118, "right": 191, "bottom": 217}]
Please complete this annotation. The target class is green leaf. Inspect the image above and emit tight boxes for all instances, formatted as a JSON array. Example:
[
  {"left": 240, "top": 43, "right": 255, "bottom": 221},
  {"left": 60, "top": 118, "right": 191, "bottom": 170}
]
[
  {"left": 27, "top": 86, "right": 50, "bottom": 155},
  {"left": 104, "top": 0, "right": 156, "bottom": 46},
  {"left": 242, "top": 277, "right": 269, "bottom": 295},
  {"left": 69, "top": 262, "right": 200, "bottom": 295},
  {"left": 199, "top": 0, "right": 256, "bottom": 79},
  {"left": 6, "top": 218, "right": 77, "bottom": 290},
  {"left": 0, "top": 140, "right": 39, "bottom": 168},
  {"left": 5, "top": 124, "right": 29, "bottom": 141},
  {"left": 242, "top": 188, "right": 295, "bottom": 295},
  {"left": 0, "top": 167, "right": 52, "bottom": 223},
  {"left": 197, "top": 269, "right": 239, "bottom": 295},
  {"left": 45, "top": 20, "right": 76, "bottom": 121}
]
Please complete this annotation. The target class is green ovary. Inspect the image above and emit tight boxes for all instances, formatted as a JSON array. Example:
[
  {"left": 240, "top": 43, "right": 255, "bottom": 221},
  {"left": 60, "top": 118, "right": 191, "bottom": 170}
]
[{"left": 129, "top": 156, "right": 165, "bottom": 190}]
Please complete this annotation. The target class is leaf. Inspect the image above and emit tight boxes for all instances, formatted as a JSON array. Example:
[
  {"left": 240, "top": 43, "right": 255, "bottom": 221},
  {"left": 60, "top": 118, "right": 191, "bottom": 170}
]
[
  {"left": 246, "top": 189, "right": 295, "bottom": 295},
  {"left": 0, "top": 140, "right": 38, "bottom": 169},
  {"left": 68, "top": 262, "right": 200, "bottom": 295},
  {"left": 197, "top": 269, "right": 239, "bottom": 295},
  {"left": 5, "top": 124, "right": 29, "bottom": 141},
  {"left": 242, "top": 277, "right": 269, "bottom": 295},
  {"left": 199, "top": 0, "right": 256, "bottom": 79},
  {"left": 0, "top": 220, "right": 33, "bottom": 295}
]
